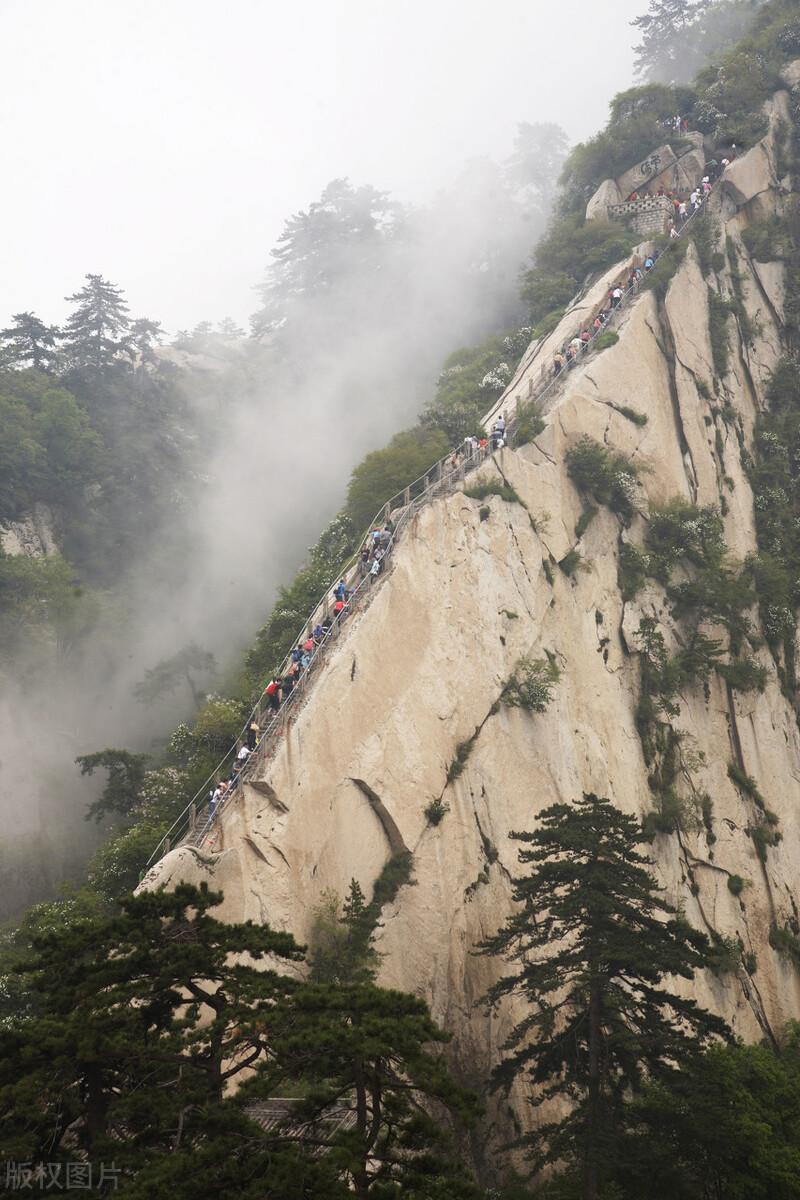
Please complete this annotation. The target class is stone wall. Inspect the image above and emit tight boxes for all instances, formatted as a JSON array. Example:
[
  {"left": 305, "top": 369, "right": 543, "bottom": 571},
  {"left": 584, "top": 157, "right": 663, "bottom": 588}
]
[{"left": 608, "top": 195, "right": 674, "bottom": 236}]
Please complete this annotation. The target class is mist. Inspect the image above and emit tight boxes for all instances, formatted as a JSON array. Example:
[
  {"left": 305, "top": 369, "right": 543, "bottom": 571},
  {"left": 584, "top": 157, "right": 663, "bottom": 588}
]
[{"left": 0, "top": 0, "right": 647, "bottom": 916}]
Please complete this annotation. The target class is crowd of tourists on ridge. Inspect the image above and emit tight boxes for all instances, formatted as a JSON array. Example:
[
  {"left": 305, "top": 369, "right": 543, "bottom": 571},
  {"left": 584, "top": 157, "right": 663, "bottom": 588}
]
[
  {"left": 204, "top": 521, "right": 397, "bottom": 826},
  {"left": 552, "top": 151, "right": 733, "bottom": 378},
  {"left": 199, "top": 148, "right": 737, "bottom": 837}
]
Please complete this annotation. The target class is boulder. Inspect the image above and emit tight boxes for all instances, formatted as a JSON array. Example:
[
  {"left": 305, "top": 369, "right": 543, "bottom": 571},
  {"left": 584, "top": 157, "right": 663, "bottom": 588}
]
[{"left": 585, "top": 178, "right": 622, "bottom": 222}]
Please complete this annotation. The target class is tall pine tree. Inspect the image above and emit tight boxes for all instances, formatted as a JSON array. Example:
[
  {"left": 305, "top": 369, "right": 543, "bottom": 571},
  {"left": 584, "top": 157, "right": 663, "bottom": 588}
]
[
  {"left": 62, "top": 273, "right": 132, "bottom": 371},
  {"left": 0, "top": 311, "right": 60, "bottom": 371},
  {"left": 480, "top": 792, "right": 729, "bottom": 1200}
]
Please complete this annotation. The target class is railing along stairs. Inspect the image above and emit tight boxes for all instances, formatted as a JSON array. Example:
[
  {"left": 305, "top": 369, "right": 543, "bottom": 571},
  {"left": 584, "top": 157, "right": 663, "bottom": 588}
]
[{"left": 143, "top": 177, "right": 719, "bottom": 873}]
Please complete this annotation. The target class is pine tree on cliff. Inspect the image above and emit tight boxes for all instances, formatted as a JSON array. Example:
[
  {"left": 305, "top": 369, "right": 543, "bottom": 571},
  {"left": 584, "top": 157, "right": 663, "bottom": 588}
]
[
  {"left": 0, "top": 884, "right": 311, "bottom": 1188},
  {"left": 0, "top": 311, "right": 61, "bottom": 371},
  {"left": 479, "top": 792, "right": 730, "bottom": 1200},
  {"left": 247, "top": 877, "right": 482, "bottom": 1198},
  {"left": 62, "top": 273, "right": 132, "bottom": 371},
  {"left": 250, "top": 981, "right": 482, "bottom": 1200}
]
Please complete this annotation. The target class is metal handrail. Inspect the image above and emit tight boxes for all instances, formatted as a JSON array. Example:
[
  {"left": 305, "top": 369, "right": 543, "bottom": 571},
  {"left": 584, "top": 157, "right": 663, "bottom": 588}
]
[{"left": 143, "top": 181, "right": 717, "bottom": 871}]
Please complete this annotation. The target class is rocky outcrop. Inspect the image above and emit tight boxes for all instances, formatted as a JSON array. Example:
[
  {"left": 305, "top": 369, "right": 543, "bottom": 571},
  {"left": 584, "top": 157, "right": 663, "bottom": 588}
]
[
  {"left": 587, "top": 132, "right": 708, "bottom": 223},
  {"left": 0, "top": 504, "right": 57, "bottom": 558},
  {"left": 144, "top": 92, "right": 800, "bottom": 1152}
]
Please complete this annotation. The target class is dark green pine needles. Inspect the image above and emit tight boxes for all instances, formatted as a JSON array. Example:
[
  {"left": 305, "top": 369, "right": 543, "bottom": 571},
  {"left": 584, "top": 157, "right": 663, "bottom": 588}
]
[{"left": 479, "top": 792, "right": 730, "bottom": 1200}]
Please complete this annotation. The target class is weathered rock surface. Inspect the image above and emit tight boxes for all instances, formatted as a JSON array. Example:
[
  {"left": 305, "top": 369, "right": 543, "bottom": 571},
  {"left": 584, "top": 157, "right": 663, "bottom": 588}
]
[
  {"left": 0, "top": 504, "right": 57, "bottom": 558},
  {"left": 144, "top": 93, "right": 800, "bottom": 1150}
]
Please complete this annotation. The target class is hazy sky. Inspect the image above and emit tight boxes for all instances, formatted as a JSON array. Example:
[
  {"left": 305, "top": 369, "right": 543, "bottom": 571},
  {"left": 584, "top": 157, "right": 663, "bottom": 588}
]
[{"left": 2, "top": 0, "right": 644, "bottom": 333}]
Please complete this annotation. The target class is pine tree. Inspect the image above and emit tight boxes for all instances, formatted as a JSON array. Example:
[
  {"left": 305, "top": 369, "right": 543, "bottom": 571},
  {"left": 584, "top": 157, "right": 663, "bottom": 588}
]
[
  {"left": 632, "top": 0, "right": 710, "bottom": 83},
  {"left": 0, "top": 884, "right": 304, "bottom": 1180},
  {"left": 480, "top": 792, "right": 730, "bottom": 1200},
  {"left": 0, "top": 311, "right": 60, "bottom": 371},
  {"left": 75, "top": 747, "right": 149, "bottom": 822},
  {"left": 310, "top": 878, "right": 382, "bottom": 985},
  {"left": 252, "top": 981, "right": 482, "bottom": 1199},
  {"left": 252, "top": 178, "right": 400, "bottom": 335},
  {"left": 129, "top": 316, "right": 163, "bottom": 365},
  {"left": 505, "top": 122, "right": 570, "bottom": 210},
  {"left": 62, "top": 273, "right": 132, "bottom": 370}
]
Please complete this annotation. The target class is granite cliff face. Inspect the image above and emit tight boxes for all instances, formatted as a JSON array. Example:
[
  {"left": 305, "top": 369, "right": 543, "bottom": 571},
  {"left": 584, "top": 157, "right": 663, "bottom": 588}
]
[{"left": 144, "top": 87, "right": 800, "bottom": 1146}]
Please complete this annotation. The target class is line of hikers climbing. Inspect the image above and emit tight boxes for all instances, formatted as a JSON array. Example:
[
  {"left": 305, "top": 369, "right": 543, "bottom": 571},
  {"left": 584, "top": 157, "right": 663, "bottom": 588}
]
[
  {"left": 191, "top": 150, "right": 734, "bottom": 844},
  {"left": 204, "top": 521, "right": 397, "bottom": 827},
  {"left": 553, "top": 153, "right": 730, "bottom": 378}
]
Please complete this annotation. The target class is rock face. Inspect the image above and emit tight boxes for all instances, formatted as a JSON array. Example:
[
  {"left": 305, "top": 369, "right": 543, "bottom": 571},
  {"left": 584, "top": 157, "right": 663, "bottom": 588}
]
[
  {"left": 145, "top": 94, "right": 800, "bottom": 1156},
  {"left": 0, "top": 504, "right": 57, "bottom": 558}
]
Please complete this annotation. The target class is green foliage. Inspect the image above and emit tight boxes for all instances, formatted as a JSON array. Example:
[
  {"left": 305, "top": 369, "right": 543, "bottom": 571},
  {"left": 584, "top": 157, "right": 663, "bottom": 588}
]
[
  {"left": 727, "top": 760, "right": 766, "bottom": 808},
  {"left": 464, "top": 480, "right": 521, "bottom": 504},
  {"left": 76, "top": 748, "right": 149, "bottom": 823},
  {"left": 479, "top": 793, "right": 729, "bottom": 1194},
  {"left": 248, "top": 980, "right": 481, "bottom": 1199},
  {"left": 0, "top": 312, "right": 60, "bottom": 372},
  {"left": 2, "top": 878, "right": 479, "bottom": 1196},
  {"left": 742, "top": 215, "right": 791, "bottom": 261},
  {"left": 718, "top": 655, "right": 768, "bottom": 692},
  {"left": 619, "top": 1029, "right": 800, "bottom": 1199},
  {"left": 726, "top": 236, "right": 760, "bottom": 345},
  {"left": 188, "top": 695, "right": 246, "bottom": 754},
  {"left": 0, "top": 370, "right": 102, "bottom": 519},
  {"left": 421, "top": 331, "right": 520, "bottom": 444},
  {"left": 728, "top": 873, "right": 746, "bottom": 896},
  {"left": 691, "top": 214, "right": 719, "bottom": 277},
  {"left": 0, "top": 884, "right": 305, "bottom": 1175},
  {"left": 642, "top": 788, "right": 696, "bottom": 839},
  {"left": 370, "top": 851, "right": 414, "bottom": 910},
  {"left": 635, "top": 617, "right": 723, "bottom": 724},
  {"left": 642, "top": 238, "right": 689, "bottom": 300},
  {"left": 746, "top": 359, "right": 800, "bottom": 680},
  {"left": 479, "top": 505, "right": 490, "bottom": 521},
  {"left": 691, "top": 0, "right": 794, "bottom": 146},
  {"left": 613, "top": 404, "right": 648, "bottom": 426},
  {"left": 531, "top": 307, "right": 565, "bottom": 339},
  {"left": 309, "top": 880, "right": 382, "bottom": 985},
  {"left": 501, "top": 655, "right": 560, "bottom": 712},
  {"left": 575, "top": 505, "right": 598, "bottom": 539},
  {"left": 748, "top": 816, "right": 783, "bottom": 863},
  {"left": 769, "top": 923, "right": 800, "bottom": 969},
  {"left": 521, "top": 215, "right": 636, "bottom": 324},
  {"left": 708, "top": 288, "right": 732, "bottom": 377},
  {"left": 566, "top": 437, "right": 639, "bottom": 523},
  {"left": 245, "top": 520, "right": 359, "bottom": 684},
  {"left": 425, "top": 798, "right": 450, "bottom": 825},
  {"left": 0, "top": 549, "right": 101, "bottom": 662},
  {"left": 87, "top": 814, "right": 172, "bottom": 901},
  {"left": 62, "top": 273, "right": 133, "bottom": 370},
  {"left": 346, "top": 426, "right": 448, "bottom": 530},
  {"left": 707, "top": 933, "right": 743, "bottom": 977},
  {"left": 133, "top": 641, "right": 216, "bottom": 707},
  {"left": 618, "top": 542, "right": 651, "bottom": 600},
  {"left": 558, "top": 548, "right": 584, "bottom": 576},
  {"left": 645, "top": 500, "right": 726, "bottom": 582},
  {"left": 513, "top": 400, "right": 546, "bottom": 446},
  {"left": 447, "top": 732, "right": 479, "bottom": 782},
  {"left": 559, "top": 83, "right": 696, "bottom": 208},
  {"left": 594, "top": 330, "right": 620, "bottom": 351}
]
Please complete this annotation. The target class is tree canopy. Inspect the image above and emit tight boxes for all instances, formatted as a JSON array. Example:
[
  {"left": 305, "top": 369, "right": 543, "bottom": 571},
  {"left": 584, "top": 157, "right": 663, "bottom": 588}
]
[{"left": 481, "top": 793, "right": 729, "bottom": 1199}]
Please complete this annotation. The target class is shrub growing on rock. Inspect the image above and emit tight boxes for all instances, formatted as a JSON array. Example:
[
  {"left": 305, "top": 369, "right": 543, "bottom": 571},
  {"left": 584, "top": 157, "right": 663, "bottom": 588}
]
[
  {"left": 565, "top": 437, "right": 639, "bottom": 523},
  {"left": 501, "top": 655, "right": 560, "bottom": 712}
]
